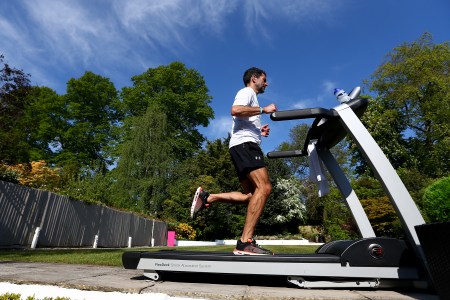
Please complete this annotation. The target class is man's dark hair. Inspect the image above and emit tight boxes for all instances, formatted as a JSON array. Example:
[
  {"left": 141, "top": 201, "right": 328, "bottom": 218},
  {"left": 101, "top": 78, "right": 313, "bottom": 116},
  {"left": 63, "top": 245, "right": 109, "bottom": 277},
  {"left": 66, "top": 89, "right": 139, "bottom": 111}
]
[{"left": 243, "top": 67, "right": 266, "bottom": 86}]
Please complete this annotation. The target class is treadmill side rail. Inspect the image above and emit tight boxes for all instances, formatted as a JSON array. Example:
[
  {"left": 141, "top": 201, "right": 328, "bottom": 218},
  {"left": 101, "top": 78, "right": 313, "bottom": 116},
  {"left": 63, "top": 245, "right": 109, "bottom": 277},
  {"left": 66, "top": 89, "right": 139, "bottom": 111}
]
[{"left": 136, "top": 257, "right": 419, "bottom": 280}]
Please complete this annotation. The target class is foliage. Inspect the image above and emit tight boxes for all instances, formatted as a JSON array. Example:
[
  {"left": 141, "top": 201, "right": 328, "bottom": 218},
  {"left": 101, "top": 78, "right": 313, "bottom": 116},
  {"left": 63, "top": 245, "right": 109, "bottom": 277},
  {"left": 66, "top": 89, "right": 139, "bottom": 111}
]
[
  {"left": 354, "top": 176, "right": 403, "bottom": 237},
  {"left": 62, "top": 169, "right": 114, "bottom": 205},
  {"left": 322, "top": 188, "right": 359, "bottom": 241},
  {"left": 0, "top": 294, "right": 20, "bottom": 300},
  {"left": 421, "top": 176, "right": 450, "bottom": 222},
  {"left": 352, "top": 176, "right": 385, "bottom": 199},
  {"left": 1, "top": 66, "right": 123, "bottom": 180},
  {"left": 21, "top": 86, "right": 66, "bottom": 162},
  {"left": 175, "top": 223, "right": 196, "bottom": 240},
  {"left": 193, "top": 137, "right": 241, "bottom": 192},
  {"left": 121, "top": 61, "right": 214, "bottom": 160},
  {"left": 0, "top": 54, "right": 32, "bottom": 164},
  {"left": 259, "top": 176, "right": 306, "bottom": 234},
  {"left": 56, "top": 71, "right": 122, "bottom": 175},
  {"left": 111, "top": 104, "right": 171, "bottom": 213},
  {"left": 396, "top": 167, "right": 433, "bottom": 204},
  {"left": 277, "top": 124, "right": 309, "bottom": 178},
  {"left": 0, "top": 160, "right": 64, "bottom": 192},
  {"left": 361, "top": 196, "right": 401, "bottom": 238},
  {"left": 0, "top": 163, "right": 20, "bottom": 184},
  {"left": 298, "top": 225, "right": 323, "bottom": 241},
  {"left": 108, "top": 62, "right": 214, "bottom": 216},
  {"left": 357, "top": 32, "right": 450, "bottom": 177}
]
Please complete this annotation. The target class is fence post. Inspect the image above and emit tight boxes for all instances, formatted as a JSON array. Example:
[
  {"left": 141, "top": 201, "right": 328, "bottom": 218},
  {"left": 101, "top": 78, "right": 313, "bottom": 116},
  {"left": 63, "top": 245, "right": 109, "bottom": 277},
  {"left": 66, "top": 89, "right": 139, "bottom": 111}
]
[
  {"left": 31, "top": 227, "right": 41, "bottom": 249},
  {"left": 93, "top": 235, "right": 98, "bottom": 248},
  {"left": 151, "top": 219, "right": 155, "bottom": 247},
  {"left": 128, "top": 236, "right": 132, "bottom": 248}
]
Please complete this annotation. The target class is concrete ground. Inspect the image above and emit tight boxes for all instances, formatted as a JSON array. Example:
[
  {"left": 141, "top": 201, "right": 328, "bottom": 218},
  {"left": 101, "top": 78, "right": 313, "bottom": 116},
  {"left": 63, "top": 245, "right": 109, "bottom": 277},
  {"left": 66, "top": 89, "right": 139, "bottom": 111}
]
[{"left": 0, "top": 261, "right": 440, "bottom": 300}]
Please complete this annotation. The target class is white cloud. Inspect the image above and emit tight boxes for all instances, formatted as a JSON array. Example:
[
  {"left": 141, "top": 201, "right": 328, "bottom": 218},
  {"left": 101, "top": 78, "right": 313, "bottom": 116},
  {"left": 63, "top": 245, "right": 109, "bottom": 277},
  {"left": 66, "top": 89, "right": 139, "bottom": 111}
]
[
  {"left": 23, "top": 0, "right": 107, "bottom": 64},
  {"left": 290, "top": 80, "right": 337, "bottom": 109},
  {"left": 113, "top": 0, "right": 237, "bottom": 51},
  {"left": 243, "top": 0, "right": 338, "bottom": 39},
  {"left": 280, "top": 0, "right": 335, "bottom": 21},
  {"left": 320, "top": 80, "right": 337, "bottom": 102},
  {"left": 0, "top": 17, "right": 22, "bottom": 46},
  {"left": 291, "top": 100, "right": 312, "bottom": 109},
  {"left": 203, "top": 115, "right": 232, "bottom": 140}
]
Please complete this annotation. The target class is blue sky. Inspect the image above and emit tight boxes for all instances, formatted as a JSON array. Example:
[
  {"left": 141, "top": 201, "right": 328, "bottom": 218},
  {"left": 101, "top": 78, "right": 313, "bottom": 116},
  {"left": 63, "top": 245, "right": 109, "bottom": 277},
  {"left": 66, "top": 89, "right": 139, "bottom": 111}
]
[{"left": 1, "top": 0, "right": 449, "bottom": 154}]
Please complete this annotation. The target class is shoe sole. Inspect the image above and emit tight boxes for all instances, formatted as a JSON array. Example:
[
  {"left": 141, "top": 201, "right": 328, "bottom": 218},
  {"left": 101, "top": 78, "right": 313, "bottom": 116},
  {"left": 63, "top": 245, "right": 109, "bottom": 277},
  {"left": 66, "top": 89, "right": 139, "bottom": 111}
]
[
  {"left": 190, "top": 187, "right": 202, "bottom": 219},
  {"left": 233, "top": 249, "right": 273, "bottom": 256}
]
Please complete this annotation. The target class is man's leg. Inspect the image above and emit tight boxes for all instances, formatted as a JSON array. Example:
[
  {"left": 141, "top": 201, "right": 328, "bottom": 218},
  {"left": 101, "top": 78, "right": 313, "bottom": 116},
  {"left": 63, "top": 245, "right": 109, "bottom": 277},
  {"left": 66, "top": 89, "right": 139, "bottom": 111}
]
[
  {"left": 205, "top": 171, "right": 255, "bottom": 205},
  {"left": 207, "top": 191, "right": 251, "bottom": 204},
  {"left": 191, "top": 185, "right": 252, "bottom": 219},
  {"left": 240, "top": 167, "right": 272, "bottom": 242}
]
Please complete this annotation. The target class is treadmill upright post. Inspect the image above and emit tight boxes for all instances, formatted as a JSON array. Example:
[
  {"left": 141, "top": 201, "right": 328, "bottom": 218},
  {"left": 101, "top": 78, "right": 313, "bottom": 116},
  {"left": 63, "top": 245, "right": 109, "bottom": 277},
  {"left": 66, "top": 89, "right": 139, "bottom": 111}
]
[{"left": 333, "top": 104, "right": 426, "bottom": 260}]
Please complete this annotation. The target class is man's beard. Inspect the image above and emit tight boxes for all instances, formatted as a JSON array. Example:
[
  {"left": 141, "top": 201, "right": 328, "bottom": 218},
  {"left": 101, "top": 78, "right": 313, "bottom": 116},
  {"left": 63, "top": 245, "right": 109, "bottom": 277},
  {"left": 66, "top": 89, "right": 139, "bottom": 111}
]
[{"left": 257, "top": 86, "right": 266, "bottom": 94}]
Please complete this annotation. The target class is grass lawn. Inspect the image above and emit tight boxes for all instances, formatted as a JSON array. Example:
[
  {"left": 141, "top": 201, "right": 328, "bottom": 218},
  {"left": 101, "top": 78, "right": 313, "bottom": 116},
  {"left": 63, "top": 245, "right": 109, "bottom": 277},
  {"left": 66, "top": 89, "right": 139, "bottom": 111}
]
[{"left": 0, "top": 245, "right": 320, "bottom": 267}]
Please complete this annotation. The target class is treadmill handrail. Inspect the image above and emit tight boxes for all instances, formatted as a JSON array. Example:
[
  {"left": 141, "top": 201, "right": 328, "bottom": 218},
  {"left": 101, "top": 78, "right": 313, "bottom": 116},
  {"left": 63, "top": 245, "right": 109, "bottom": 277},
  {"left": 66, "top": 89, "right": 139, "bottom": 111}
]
[
  {"left": 270, "top": 107, "right": 337, "bottom": 121},
  {"left": 267, "top": 149, "right": 306, "bottom": 158}
]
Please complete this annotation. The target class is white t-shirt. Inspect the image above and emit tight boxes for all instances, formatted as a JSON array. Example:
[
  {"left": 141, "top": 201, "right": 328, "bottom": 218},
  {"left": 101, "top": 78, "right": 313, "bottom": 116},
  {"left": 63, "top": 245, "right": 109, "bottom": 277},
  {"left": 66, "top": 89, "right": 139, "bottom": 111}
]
[{"left": 229, "top": 87, "right": 261, "bottom": 148}]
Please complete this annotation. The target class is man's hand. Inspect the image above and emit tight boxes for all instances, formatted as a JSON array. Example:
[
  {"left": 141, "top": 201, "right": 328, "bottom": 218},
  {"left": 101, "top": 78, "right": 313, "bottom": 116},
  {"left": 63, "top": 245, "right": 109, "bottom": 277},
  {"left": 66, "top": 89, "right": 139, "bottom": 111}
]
[
  {"left": 261, "top": 124, "right": 270, "bottom": 137},
  {"left": 262, "top": 104, "right": 277, "bottom": 114}
]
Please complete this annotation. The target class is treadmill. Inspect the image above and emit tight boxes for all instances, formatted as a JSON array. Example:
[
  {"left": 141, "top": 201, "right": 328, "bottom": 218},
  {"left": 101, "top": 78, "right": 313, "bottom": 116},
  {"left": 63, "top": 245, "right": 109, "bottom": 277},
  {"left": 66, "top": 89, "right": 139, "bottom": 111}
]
[{"left": 122, "top": 87, "right": 429, "bottom": 289}]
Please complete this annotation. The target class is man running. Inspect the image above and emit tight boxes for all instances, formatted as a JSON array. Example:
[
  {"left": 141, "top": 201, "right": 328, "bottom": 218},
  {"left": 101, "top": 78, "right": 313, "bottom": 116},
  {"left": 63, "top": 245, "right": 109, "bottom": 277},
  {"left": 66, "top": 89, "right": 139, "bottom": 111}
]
[{"left": 191, "top": 67, "right": 277, "bottom": 255}]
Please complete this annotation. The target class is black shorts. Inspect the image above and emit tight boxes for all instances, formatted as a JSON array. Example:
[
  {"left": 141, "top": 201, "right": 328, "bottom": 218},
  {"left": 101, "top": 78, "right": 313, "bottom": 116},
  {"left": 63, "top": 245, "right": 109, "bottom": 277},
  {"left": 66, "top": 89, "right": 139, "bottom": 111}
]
[{"left": 229, "top": 142, "right": 266, "bottom": 180}]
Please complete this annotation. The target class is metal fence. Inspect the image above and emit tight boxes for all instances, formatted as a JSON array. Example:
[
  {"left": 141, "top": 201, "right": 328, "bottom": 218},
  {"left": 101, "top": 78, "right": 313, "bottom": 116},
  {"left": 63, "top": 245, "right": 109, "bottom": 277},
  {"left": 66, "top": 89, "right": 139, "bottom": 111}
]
[{"left": 0, "top": 180, "right": 167, "bottom": 248}]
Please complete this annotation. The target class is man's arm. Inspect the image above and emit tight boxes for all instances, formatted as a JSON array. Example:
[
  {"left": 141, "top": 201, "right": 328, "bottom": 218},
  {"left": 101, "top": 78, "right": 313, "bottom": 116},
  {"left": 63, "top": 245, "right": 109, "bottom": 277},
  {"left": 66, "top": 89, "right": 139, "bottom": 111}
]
[{"left": 231, "top": 104, "right": 277, "bottom": 117}]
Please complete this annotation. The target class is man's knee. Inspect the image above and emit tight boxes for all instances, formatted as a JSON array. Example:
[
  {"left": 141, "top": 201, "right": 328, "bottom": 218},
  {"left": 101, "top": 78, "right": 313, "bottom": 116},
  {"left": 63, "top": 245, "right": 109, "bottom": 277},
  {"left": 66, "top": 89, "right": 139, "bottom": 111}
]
[{"left": 261, "top": 181, "right": 272, "bottom": 198}]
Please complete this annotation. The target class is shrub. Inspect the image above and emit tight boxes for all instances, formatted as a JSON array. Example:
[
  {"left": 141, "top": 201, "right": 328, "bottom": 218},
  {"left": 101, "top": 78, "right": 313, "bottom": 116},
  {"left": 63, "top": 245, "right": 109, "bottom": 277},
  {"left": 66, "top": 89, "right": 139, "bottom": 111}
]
[
  {"left": 422, "top": 176, "right": 450, "bottom": 222},
  {"left": 175, "top": 222, "right": 196, "bottom": 240},
  {"left": 0, "top": 163, "right": 20, "bottom": 183},
  {"left": 0, "top": 160, "right": 64, "bottom": 192}
]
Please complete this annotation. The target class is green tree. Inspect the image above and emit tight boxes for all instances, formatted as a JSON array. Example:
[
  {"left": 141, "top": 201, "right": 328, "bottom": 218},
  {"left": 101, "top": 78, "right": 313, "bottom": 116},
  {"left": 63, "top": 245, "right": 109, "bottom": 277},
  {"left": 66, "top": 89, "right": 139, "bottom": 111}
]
[
  {"left": 57, "top": 71, "right": 122, "bottom": 176},
  {"left": 360, "top": 32, "right": 450, "bottom": 177},
  {"left": 22, "top": 86, "right": 66, "bottom": 162},
  {"left": 121, "top": 62, "right": 214, "bottom": 160},
  {"left": 0, "top": 54, "right": 32, "bottom": 163},
  {"left": 112, "top": 104, "right": 171, "bottom": 213},
  {"left": 112, "top": 63, "right": 213, "bottom": 214}
]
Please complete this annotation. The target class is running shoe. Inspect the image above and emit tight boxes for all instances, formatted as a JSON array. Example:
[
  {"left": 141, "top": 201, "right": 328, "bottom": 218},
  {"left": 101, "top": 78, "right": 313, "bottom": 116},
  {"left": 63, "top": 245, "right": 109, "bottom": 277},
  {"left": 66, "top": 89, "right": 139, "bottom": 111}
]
[
  {"left": 190, "top": 187, "right": 210, "bottom": 219},
  {"left": 233, "top": 238, "right": 274, "bottom": 255}
]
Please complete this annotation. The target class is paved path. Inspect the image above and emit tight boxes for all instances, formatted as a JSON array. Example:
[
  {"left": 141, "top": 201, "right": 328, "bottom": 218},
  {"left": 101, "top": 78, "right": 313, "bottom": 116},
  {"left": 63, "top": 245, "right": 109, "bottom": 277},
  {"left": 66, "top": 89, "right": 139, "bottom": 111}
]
[{"left": 0, "top": 261, "right": 439, "bottom": 299}]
